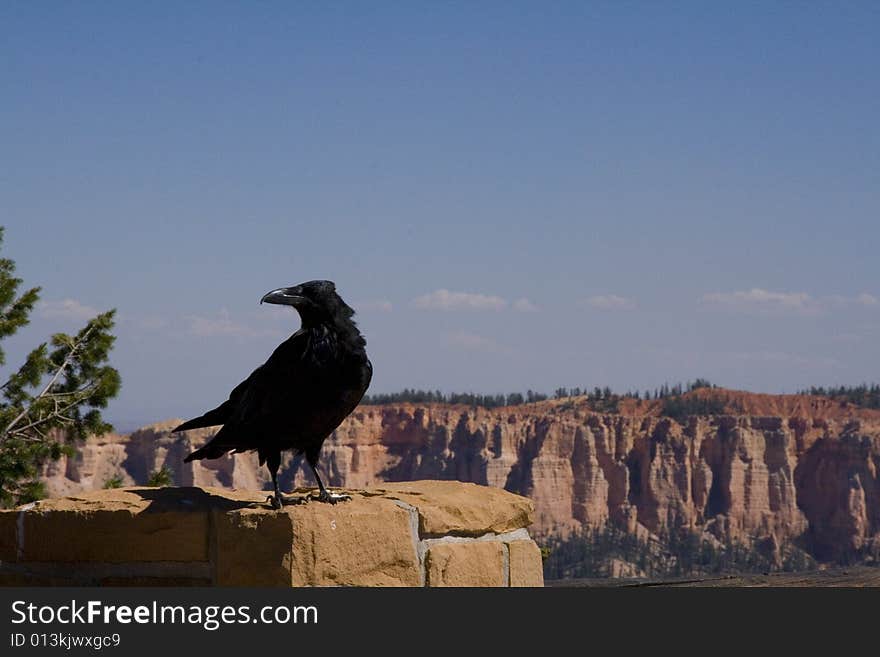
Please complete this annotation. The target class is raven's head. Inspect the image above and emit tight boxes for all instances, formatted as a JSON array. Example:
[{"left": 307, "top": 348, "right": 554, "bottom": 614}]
[{"left": 260, "top": 280, "right": 356, "bottom": 329}]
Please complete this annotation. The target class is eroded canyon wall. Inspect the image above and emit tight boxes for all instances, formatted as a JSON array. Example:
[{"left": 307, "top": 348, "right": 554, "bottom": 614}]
[{"left": 40, "top": 400, "right": 880, "bottom": 561}]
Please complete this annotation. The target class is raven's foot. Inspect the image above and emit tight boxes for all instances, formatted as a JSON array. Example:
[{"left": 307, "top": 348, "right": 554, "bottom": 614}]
[
  {"left": 266, "top": 494, "right": 309, "bottom": 509},
  {"left": 309, "top": 490, "right": 351, "bottom": 504}
]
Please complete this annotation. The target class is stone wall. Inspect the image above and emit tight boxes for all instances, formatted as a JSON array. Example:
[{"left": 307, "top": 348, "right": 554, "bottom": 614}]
[{"left": 0, "top": 481, "right": 543, "bottom": 587}]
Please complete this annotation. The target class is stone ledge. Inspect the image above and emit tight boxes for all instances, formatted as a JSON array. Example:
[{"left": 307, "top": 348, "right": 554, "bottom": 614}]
[
  {"left": 0, "top": 481, "right": 543, "bottom": 587},
  {"left": 370, "top": 481, "right": 535, "bottom": 537}
]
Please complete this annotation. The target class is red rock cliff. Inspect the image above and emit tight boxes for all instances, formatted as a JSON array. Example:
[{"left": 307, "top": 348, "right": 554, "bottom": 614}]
[{"left": 41, "top": 392, "right": 880, "bottom": 562}]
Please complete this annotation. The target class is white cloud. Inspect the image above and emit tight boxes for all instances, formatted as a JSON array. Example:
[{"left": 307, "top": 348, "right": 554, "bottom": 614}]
[
  {"left": 38, "top": 299, "right": 100, "bottom": 321},
  {"left": 186, "top": 309, "right": 283, "bottom": 339},
  {"left": 512, "top": 298, "right": 539, "bottom": 313},
  {"left": 585, "top": 295, "right": 636, "bottom": 310},
  {"left": 703, "top": 288, "right": 810, "bottom": 308},
  {"left": 447, "top": 331, "right": 504, "bottom": 353},
  {"left": 413, "top": 289, "right": 506, "bottom": 311},
  {"left": 705, "top": 289, "right": 878, "bottom": 315},
  {"left": 353, "top": 299, "right": 393, "bottom": 312},
  {"left": 701, "top": 288, "right": 815, "bottom": 313},
  {"left": 826, "top": 293, "right": 879, "bottom": 309}
]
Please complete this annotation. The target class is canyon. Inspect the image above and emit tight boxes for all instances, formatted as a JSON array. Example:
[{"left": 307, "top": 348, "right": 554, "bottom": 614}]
[{"left": 39, "top": 390, "right": 880, "bottom": 563}]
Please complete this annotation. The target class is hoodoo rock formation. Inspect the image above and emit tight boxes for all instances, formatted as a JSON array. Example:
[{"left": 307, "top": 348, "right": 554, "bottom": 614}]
[{"left": 39, "top": 391, "right": 880, "bottom": 563}]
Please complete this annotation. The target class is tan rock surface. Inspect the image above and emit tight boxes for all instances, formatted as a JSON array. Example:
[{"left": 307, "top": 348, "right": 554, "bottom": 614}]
[
  {"left": 374, "top": 480, "right": 534, "bottom": 536},
  {"left": 2, "top": 482, "right": 540, "bottom": 587},
  {"left": 508, "top": 540, "right": 544, "bottom": 587},
  {"left": 289, "top": 496, "right": 421, "bottom": 586},
  {"left": 19, "top": 487, "right": 215, "bottom": 562},
  {"left": 425, "top": 542, "right": 506, "bottom": 587},
  {"left": 0, "top": 511, "right": 17, "bottom": 562},
  {"left": 213, "top": 509, "right": 295, "bottom": 587}
]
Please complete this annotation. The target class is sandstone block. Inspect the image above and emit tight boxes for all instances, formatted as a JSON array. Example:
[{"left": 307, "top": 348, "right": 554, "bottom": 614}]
[
  {"left": 0, "top": 511, "right": 18, "bottom": 562},
  {"left": 98, "top": 576, "right": 211, "bottom": 586},
  {"left": 1, "top": 483, "right": 542, "bottom": 587},
  {"left": 290, "top": 497, "right": 420, "bottom": 586},
  {"left": 18, "top": 488, "right": 215, "bottom": 563},
  {"left": 213, "top": 509, "right": 295, "bottom": 587},
  {"left": 0, "top": 571, "right": 65, "bottom": 586},
  {"left": 508, "top": 540, "right": 544, "bottom": 587},
  {"left": 426, "top": 541, "right": 506, "bottom": 587}
]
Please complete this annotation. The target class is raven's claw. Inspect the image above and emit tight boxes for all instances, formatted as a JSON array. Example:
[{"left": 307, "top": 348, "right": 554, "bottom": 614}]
[
  {"left": 310, "top": 490, "right": 351, "bottom": 504},
  {"left": 266, "top": 494, "right": 308, "bottom": 509}
]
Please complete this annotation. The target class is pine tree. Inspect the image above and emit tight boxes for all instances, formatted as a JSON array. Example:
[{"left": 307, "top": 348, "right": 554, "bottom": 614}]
[
  {"left": 103, "top": 474, "right": 124, "bottom": 489},
  {"left": 0, "top": 228, "right": 120, "bottom": 507},
  {"left": 147, "top": 466, "right": 172, "bottom": 487}
]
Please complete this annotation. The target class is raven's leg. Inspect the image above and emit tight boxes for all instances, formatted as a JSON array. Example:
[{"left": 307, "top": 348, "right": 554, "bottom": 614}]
[
  {"left": 306, "top": 451, "right": 350, "bottom": 504},
  {"left": 264, "top": 451, "right": 306, "bottom": 509}
]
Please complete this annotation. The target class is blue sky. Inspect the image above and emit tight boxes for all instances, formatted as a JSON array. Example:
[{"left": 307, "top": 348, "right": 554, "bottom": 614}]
[{"left": 2, "top": 2, "right": 878, "bottom": 430}]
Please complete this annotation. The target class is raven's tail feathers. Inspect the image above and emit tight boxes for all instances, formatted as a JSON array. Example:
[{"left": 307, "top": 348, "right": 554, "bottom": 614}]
[
  {"left": 184, "top": 439, "right": 231, "bottom": 463},
  {"left": 172, "top": 401, "right": 231, "bottom": 434},
  {"left": 182, "top": 423, "right": 236, "bottom": 463}
]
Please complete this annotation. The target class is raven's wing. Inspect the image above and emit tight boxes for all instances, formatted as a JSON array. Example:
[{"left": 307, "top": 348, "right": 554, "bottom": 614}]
[{"left": 180, "top": 330, "right": 308, "bottom": 461}]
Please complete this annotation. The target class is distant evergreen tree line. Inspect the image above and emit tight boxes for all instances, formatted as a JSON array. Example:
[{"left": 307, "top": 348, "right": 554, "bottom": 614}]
[
  {"left": 542, "top": 523, "right": 818, "bottom": 580},
  {"left": 800, "top": 384, "right": 880, "bottom": 410},
  {"left": 660, "top": 395, "right": 727, "bottom": 421},
  {"left": 362, "top": 380, "right": 880, "bottom": 416},
  {"left": 360, "top": 389, "right": 549, "bottom": 408},
  {"left": 362, "top": 380, "right": 716, "bottom": 407},
  {"left": 361, "top": 379, "right": 719, "bottom": 413}
]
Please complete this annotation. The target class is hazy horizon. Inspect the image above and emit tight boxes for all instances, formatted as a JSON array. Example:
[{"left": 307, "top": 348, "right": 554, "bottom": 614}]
[{"left": 2, "top": 3, "right": 878, "bottom": 430}]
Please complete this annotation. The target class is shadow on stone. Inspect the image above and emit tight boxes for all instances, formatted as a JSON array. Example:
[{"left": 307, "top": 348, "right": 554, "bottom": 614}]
[{"left": 128, "top": 487, "right": 262, "bottom": 513}]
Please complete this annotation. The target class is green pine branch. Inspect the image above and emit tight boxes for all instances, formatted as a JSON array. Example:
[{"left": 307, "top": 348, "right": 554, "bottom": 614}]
[{"left": 0, "top": 227, "right": 121, "bottom": 507}]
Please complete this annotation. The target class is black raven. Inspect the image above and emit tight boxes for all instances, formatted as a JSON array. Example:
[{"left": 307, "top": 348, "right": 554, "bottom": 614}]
[{"left": 174, "top": 280, "right": 372, "bottom": 508}]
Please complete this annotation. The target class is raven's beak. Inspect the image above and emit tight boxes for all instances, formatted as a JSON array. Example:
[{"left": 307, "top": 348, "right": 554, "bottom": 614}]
[{"left": 260, "top": 287, "right": 307, "bottom": 307}]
